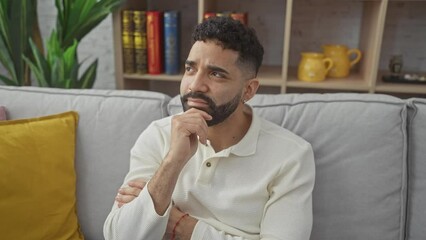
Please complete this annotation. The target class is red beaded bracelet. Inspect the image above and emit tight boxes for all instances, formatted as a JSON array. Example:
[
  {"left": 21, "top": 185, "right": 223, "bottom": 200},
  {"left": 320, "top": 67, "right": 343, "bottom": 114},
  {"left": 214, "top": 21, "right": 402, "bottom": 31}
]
[{"left": 171, "top": 213, "right": 189, "bottom": 240}]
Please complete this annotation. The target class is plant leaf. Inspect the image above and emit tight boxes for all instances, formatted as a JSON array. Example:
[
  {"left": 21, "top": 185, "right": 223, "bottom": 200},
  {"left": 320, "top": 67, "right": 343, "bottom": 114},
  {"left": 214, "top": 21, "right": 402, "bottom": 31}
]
[
  {"left": 23, "top": 55, "right": 48, "bottom": 87},
  {"left": 78, "top": 59, "right": 98, "bottom": 89},
  {"left": 0, "top": 73, "right": 16, "bottom": 86},
  {"left": 62, "top": 39, "right": 78, "bottom": 76},
  {"left": 24, "top": 39, "right": 51, "bottom": 86}
]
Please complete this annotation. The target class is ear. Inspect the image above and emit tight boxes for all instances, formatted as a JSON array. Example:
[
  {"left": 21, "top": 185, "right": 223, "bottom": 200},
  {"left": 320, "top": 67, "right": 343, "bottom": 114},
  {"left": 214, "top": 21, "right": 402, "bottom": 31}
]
[{"left": 243, "top": 78, "right": 260, "bottom": 102}]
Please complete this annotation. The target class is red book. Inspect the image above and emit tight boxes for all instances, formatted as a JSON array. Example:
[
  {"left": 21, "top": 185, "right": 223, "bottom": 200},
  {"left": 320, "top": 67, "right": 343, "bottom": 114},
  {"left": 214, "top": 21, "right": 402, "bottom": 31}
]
[
  {"left": 146, "top": 11, "right": 164, "bottom": 74},
  {"left": 231, "top": 12, "right": 248, "bottom": 25},
  {"left": 203, "top": 12, "right": 216, "bottom": 21}
]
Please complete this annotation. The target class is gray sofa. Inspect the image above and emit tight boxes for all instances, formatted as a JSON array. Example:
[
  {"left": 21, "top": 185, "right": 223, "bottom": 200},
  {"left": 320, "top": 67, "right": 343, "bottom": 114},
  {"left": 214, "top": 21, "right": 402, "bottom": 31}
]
[{"left": 0, "top": 85, "right": 424, "bottom": 240}]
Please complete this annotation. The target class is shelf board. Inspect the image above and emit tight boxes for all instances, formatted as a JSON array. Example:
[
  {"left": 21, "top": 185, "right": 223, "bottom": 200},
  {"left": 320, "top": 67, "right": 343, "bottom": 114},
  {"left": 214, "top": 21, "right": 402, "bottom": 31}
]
[
  {"left": 286, "top": 78, "right": 369, "bottom": 91},
  {"left": 124, "top": 73, "right": 183, "bottom": 82},
  {"left": 286, "top": 68, "right": 370, "bottom": 91},
  {"left": 375, "top": 79, "right": 426, "bottom": 94},
  {"left": 124, "top": 65, "right": 284, "bottom": 87},
  {"left": 375, "top": 71, "right": 426, "bottom": 94}
]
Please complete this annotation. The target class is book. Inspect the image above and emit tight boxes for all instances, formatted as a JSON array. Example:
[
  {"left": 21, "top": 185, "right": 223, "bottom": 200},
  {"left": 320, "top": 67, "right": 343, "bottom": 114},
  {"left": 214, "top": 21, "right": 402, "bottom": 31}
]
[
  {"left": 164, "top": 11, "right": 180, "bottom": 75},
  {"left": 146, "top": 11, "right": 164, "bottom": 74},
  {"left": 216, "top": 11, "right": 232, "bottom": 18},
  {"left": 204, "top": 11, "right": 249, "bottom": 25},
  {"left": 121, "top": 10, "right": 135, "bottom": 73},
  {"left": 230, "top": 12, "right": 248, "bottom": 25},
  {"left": 133, "top": 10, "right": 147, "bottom": 74},
  {"left": 203, "top": 12, "right": 216, "bottom": 21}
]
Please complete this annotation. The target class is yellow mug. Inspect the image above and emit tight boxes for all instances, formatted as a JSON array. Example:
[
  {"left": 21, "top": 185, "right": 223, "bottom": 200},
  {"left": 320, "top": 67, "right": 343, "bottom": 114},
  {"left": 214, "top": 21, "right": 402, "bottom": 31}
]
[
  {"left": 298, "top": 52, "right": 333, "bottom": 82},
  {"left": 322, "top": 44, "right": 362, "bottom": 78}
]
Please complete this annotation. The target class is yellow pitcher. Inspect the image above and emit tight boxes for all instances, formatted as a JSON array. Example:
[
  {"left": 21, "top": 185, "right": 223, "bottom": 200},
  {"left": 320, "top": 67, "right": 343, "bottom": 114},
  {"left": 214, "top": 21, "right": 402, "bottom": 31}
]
[
  {"left": 298, "top": 52, "right": 333, "bottom": 82},
  {"left": 322, "top": 44, "right": 362, "bottom": 78}
]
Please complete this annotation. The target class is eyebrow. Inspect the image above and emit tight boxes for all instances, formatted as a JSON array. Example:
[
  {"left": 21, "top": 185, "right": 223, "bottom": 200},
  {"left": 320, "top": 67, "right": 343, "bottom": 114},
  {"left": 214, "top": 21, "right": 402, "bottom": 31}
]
[{"left": 185, "top": 60, "right": 230, "bottom": 75}]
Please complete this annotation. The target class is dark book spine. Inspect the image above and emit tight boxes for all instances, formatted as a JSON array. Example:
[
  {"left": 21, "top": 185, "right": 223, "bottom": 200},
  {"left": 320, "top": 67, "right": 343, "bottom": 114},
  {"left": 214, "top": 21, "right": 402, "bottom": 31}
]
[
  {"left": 121, "top": 10, "right": 135, "bottom": 73},
  {"left": 133, "top": 11, "right": 147, "bottom": 74},
  {"left": 146, "top": 11, "right": 164, "bottom": 74},
  {"left": 164, "top": 11, "right": 180, "bottom": 75}
]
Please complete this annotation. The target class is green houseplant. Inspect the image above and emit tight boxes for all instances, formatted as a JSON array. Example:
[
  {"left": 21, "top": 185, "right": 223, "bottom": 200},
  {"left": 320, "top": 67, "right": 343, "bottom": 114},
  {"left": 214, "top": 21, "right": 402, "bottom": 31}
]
[
  {"left": 0, "top": 0, "right": 123, "bottom": 88},
  {"left": 0, "top": 0, "right": 38, "bottom": 86}
]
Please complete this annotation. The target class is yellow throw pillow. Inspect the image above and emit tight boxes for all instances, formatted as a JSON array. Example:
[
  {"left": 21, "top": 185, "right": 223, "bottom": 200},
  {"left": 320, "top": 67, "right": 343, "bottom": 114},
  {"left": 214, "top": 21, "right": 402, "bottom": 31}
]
[{"left": 0, "top": 111, "right": 84, "bottom": 240}]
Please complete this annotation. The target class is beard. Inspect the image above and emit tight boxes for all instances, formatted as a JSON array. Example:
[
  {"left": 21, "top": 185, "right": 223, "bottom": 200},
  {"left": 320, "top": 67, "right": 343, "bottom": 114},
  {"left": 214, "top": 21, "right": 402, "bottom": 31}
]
[{"left": 180, "top": 91, "right": 242, "bottom": 126}]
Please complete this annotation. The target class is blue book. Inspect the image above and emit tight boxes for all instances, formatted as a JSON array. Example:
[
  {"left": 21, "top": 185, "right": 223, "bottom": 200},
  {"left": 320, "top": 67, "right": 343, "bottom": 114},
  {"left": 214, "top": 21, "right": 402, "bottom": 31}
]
[{"left": 164, "top": 11, "right": 180, "bottom": 75}]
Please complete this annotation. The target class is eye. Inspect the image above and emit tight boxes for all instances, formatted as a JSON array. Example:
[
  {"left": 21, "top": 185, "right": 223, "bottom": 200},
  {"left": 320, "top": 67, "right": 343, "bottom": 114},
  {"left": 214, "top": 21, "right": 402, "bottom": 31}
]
[
  {"left": 185, "top": 65, "right": 195, "bottom": 74},
  {"left": 210, "top": 71, "right": 225, "bottom": 79}
]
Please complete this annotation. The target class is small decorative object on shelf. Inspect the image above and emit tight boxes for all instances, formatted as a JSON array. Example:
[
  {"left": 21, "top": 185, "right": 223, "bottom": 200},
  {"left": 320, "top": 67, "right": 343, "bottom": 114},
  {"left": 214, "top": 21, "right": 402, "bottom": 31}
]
[
  {"left": 389, "top": 55, "right": 403, "bottom": 74},
  {"left": 297, "top": 52, "right": 334, "bottom": 82},
  {"left": 382, "top": 73, "right": 426, "bottom": 84},
  {"left": 322, "top": 44, "right": 362, "bottom": 78},
  {"left": 382, "top": 54, "right": 426, "bottom": 84}
]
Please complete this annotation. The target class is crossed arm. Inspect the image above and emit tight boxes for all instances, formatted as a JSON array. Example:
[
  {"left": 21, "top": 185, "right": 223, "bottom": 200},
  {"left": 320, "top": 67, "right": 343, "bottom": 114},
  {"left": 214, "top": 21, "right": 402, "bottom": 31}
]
[{"left": 115, "top": 179, "right": 196, "bottom": 240}]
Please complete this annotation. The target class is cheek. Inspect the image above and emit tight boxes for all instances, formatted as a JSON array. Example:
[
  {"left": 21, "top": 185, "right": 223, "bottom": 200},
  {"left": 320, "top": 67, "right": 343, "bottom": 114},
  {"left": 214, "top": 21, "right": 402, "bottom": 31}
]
[
  {"left": 215, "top": 88, "right": 243, "bottom": 106},
  {"left": 180, "top": 78, "right": 191, "bottom": 95}
]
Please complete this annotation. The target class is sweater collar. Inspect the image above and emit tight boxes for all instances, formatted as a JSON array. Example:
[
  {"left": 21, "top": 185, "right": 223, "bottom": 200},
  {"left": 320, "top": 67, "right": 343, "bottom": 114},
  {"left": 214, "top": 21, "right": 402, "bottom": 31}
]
[
  {"left": 200, "top": 105, "right": 260, "bottom": 158},
  {"left": 227, "top": 105, "right": 260, "bottom": 157}
]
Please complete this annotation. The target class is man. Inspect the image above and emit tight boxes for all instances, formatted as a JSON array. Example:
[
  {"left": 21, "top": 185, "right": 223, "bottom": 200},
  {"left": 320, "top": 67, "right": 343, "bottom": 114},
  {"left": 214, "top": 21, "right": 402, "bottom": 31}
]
[{"left": 104, "top": 17, "right": 315, "bottom": 240}]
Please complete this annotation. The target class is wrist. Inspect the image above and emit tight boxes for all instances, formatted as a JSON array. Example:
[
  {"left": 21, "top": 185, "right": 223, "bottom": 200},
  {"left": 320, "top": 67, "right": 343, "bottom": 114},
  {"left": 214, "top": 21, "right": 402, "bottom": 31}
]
[
  {"left": 172, "top": 213, "right": 197, "bottom": 240},
  {"left": 164, "top": 151, "right": 189, "bottom": 170}
]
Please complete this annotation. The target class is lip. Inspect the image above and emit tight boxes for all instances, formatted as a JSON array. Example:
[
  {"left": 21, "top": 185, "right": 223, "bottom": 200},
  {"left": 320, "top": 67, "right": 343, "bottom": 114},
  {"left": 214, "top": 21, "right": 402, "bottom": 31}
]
[{"left": 187, "top": 97, "right": 209, "bottom": 108}]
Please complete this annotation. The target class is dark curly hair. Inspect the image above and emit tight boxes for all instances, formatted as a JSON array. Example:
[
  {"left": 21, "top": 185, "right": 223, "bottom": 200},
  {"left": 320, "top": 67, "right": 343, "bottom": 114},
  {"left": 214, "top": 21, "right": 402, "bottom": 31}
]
[{"left": 192, "top": 17, "right": 264, "bottom": 78}]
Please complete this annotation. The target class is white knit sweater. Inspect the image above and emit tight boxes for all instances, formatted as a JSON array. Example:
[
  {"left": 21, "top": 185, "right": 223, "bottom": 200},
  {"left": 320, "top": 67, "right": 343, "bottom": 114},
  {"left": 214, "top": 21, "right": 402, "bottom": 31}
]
[{"left": 104, "top": 110, "right": 315, "bottom": 240}]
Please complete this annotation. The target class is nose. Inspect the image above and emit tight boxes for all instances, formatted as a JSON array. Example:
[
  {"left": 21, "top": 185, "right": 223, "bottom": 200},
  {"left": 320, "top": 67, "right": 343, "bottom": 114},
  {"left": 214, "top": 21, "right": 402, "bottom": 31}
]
[{"left": 188, "top": 71, "right": 208, "bottom": 93}]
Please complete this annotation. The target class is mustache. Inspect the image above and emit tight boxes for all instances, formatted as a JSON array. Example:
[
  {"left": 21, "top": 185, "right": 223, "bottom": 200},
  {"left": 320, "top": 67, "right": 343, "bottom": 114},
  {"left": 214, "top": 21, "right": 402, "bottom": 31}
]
[{"left": 181, "top": 92, "right": 216, "bottom": 109}]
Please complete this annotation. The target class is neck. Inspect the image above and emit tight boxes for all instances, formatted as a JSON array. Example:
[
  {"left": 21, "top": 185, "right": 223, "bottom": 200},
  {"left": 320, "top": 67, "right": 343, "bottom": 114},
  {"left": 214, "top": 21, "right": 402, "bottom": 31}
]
[{"left": 207, "top": 104, "right": 252, "bottom": 152}]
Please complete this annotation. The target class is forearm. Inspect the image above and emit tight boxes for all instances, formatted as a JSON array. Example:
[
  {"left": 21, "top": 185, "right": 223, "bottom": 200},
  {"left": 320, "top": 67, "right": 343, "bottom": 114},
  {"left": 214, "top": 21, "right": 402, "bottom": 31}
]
[{"left": 148, "top": 153, "right": 186, "bottom": 215}]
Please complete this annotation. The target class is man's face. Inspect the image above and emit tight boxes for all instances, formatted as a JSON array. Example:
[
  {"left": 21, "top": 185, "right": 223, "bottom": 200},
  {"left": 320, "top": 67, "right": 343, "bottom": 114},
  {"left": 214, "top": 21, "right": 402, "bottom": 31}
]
[
  {"left": 180, "top": 40, "right": 247, "bottom": 126},
  {"left": 180, "top": 90, "right": 241, "bottom": 126}
]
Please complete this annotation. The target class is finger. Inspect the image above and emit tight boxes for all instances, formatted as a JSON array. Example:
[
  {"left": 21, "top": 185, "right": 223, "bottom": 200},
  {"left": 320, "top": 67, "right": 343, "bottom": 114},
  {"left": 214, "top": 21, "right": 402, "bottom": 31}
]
[
  {"left": 115, "top": 194, "right": 137, "bottom": 205},
  {"left": 118, "top": 186, "right": 142, "bottom": 197},
  {"left": 128, "top": 180, "right": 146, "bottom": 189},
  {"left": 174, "top": 115, "right": 209, "bottom": 144},
  {"left": 187, "top": 109, "right": 212, "bottom": 121}
]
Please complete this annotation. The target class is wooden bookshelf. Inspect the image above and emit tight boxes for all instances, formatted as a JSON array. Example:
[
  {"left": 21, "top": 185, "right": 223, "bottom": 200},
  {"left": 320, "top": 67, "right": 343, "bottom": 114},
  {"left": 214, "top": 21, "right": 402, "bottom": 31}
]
[{"left": 112, "top": 0, "right": 426, "bottom": 97}]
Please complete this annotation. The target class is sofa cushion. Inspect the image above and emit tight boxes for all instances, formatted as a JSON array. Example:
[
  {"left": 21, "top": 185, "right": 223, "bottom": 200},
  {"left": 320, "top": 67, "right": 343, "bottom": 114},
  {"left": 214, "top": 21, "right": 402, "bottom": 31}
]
[
  {"left": 0, "top": 86, "right": 171, "bottom": 239},
  {"left": 0, "top": 111, "right": 83, "bottom": 240},
  {"left": 169, "top": 93, "right": 407, "bottom": 240},
  {"left": 406, "top": 99, "right": 426, "bottom": 240}
]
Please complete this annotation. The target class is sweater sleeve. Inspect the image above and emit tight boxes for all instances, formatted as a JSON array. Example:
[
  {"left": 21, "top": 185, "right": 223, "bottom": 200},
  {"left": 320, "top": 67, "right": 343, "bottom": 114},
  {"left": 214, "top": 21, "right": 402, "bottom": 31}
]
[
  {"left": 103, "top": 120, "right": 172, "bottom": 240},
  {"left": 191, "top": 221, "right": 250, "bottom": 240},
  {"left": 103, "top": 187, "right": 172, "bottom": 240},
  {"left": 260, "top": 141, "right": 315, "bottom": 240}
]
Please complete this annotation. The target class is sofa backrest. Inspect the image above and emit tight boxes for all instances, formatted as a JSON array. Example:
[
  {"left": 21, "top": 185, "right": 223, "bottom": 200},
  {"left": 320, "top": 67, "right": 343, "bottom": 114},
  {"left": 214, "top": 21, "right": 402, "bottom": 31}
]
[
  {"left": 406, "top": 99, "right": 426, "bottom": 240},
  {"left": 170, "top": 93, "right": 408, "bottom": 240},
  {"left": 0, "top": 86, "right": 170, "bottom": 239}
]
